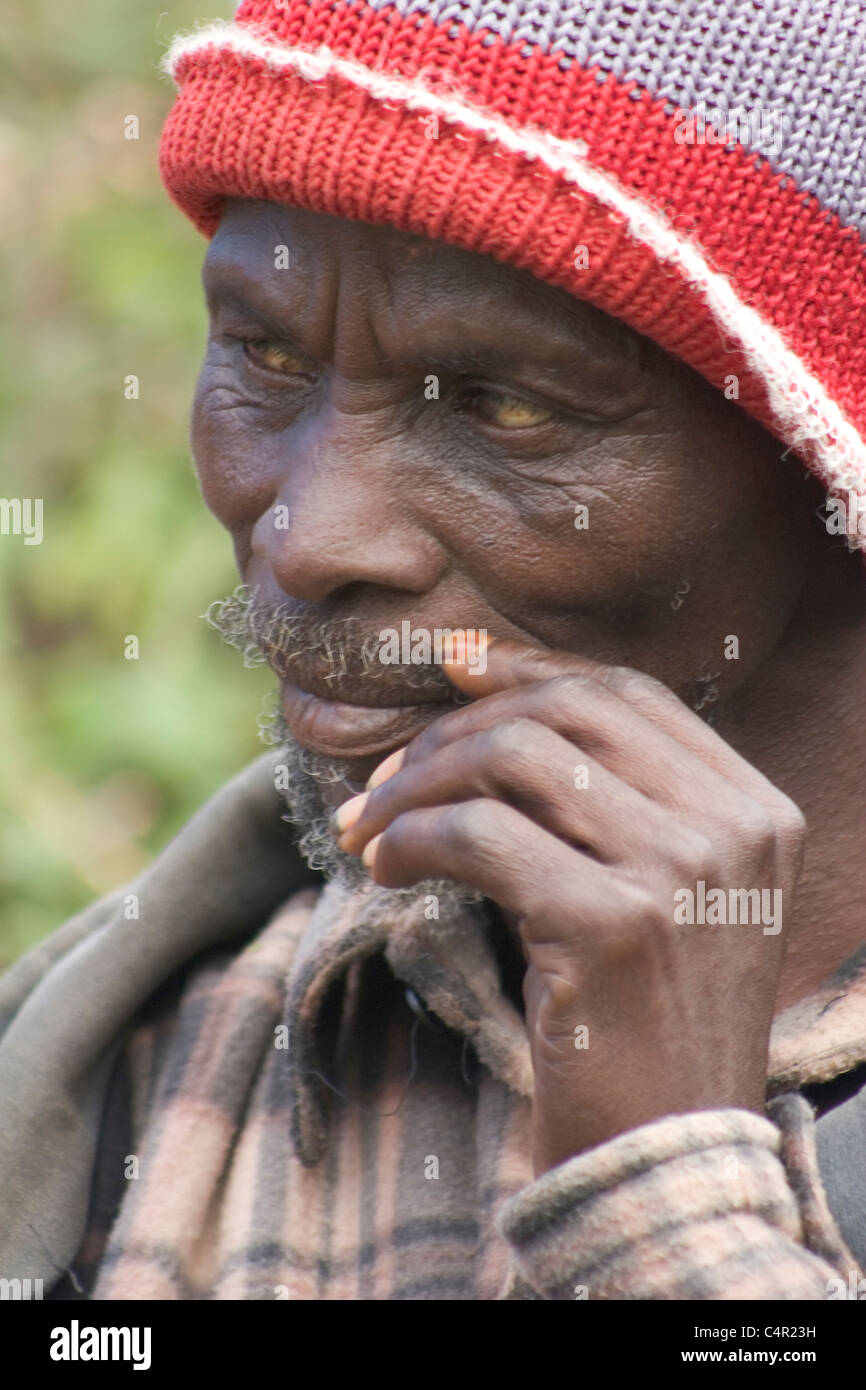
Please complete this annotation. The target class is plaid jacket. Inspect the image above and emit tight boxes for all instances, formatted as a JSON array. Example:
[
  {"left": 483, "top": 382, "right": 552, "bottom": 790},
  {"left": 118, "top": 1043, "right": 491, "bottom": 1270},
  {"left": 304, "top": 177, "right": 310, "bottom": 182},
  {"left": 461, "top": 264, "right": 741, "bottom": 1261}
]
[{"left": 1, "top": 754, "right": 864, "bottom": 1300}]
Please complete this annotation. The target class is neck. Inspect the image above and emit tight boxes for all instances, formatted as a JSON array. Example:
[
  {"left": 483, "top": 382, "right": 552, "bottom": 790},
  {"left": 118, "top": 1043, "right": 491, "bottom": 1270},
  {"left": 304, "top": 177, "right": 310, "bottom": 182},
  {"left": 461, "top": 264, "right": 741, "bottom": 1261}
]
[{"left": 717, "top": 544, "right": 866, "bottom": 1013}]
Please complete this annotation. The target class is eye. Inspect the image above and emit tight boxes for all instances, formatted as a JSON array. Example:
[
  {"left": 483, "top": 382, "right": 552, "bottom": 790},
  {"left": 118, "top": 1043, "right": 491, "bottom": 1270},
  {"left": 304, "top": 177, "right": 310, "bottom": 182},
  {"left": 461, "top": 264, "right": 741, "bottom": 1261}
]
[
  {"left": 457, "top": 384, "right": 554, "bottom": 429},
  {"left": 242, "top": 338, "right": 315, "bottom": 377}
]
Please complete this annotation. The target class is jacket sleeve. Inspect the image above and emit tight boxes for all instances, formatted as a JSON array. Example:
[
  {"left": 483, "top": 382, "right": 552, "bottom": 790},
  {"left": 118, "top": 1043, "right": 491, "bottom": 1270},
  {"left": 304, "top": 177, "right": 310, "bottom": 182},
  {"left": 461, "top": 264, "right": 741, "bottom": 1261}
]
[
  {"left": 0, "top": 752, "right": 311, "bottom": 1287},
  {"left": 496, "top": 1093, "right": 864, "bottom": 1299}
]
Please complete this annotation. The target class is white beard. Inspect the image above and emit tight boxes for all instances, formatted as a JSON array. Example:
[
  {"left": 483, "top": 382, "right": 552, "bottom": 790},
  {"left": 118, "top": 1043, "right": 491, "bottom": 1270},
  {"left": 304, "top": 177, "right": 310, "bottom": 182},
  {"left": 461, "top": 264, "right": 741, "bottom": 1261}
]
[
  {"left": 260, "top": 694, "right": 485, "bottom": 914},
  {"left": 206, "top": 583, "right": 486, "bottom": 913}
]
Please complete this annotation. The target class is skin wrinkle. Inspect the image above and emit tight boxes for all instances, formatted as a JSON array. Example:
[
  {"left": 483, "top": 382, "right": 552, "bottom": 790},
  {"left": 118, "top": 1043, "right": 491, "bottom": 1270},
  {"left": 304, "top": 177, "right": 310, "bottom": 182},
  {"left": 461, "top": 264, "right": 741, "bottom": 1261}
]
[{"left": 193, "top": 196, "right": 866, "bottom": 1037}]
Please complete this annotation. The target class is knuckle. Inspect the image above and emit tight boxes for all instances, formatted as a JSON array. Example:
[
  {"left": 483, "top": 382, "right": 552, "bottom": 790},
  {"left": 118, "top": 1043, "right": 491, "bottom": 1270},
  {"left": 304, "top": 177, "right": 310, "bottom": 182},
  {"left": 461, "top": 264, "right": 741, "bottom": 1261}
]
[
  {"left": 440, "top": 799, "right": 487, "bottom": 850},
  {"left": 482, "top": 717, "right": 542, "bottom": 767},
  {"left": 593, "top": 881, "right": 665, "bottom": 966},
  {"left": 667, "top": 826, "right": 719, "bottom": 878},
  {"left": 602, "top": 664, "right": 678, "bottom": 706},
  {"left": 545, "top": 673, "right": 596, "bottom": 704},
  {"left": 379, "top": 811, "right": 416, "bottom": 858},
  {"left": 775, "top": 795, "right": 807, "bottom": 842},
  {"left": 601, "top": 664, "right": 638, "bottom": 694},
  {"left": 735, "top": 798, "right": 776, "bottom": 850},
  {"left": 770, "top": 796, "right": 807, "bottom": 878},
  {"left": 616, "top": 877, "right": 665, "bottom": 933},
  {"left": 439, "top": 798, "right": 513, "bottom": 865},
  {"left": 602, "top": 665, "right": 655, "bottom": 697}
]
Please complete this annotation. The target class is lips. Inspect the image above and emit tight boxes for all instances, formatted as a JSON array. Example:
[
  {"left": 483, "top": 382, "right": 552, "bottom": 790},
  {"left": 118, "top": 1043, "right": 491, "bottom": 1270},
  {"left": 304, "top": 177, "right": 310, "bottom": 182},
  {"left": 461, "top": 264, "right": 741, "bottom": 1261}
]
[{"left": 280, "top": 680, "right": 454, "bottom": 759}]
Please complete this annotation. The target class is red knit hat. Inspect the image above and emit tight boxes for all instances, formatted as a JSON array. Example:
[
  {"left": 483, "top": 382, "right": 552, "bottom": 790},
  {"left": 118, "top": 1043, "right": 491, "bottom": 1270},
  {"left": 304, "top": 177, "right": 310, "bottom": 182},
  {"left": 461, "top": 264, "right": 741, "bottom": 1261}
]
[{"left": 159, "top": 0, "right": 866, "bottom": 541}]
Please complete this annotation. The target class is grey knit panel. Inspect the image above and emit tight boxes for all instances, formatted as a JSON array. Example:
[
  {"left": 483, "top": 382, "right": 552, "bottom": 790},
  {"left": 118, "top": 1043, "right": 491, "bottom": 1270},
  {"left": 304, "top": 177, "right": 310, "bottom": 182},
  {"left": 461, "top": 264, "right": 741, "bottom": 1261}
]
[{"left": 326, "top": 0, "right": 866, "bottom": 236}]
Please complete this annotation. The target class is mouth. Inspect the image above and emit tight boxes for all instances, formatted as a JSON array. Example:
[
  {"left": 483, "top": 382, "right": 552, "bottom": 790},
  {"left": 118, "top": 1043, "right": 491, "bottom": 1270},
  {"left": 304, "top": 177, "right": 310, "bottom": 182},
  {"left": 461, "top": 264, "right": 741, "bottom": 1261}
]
[{"left": 280, "top": 679, "right": 456, "bottom": 759}]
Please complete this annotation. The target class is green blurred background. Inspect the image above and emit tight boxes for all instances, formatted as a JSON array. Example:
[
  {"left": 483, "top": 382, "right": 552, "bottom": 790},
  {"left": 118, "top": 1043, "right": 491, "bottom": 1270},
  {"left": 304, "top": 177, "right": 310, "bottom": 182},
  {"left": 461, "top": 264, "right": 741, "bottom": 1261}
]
[{"left": 0, "top": 0, "right": 275, "bottom": 967}]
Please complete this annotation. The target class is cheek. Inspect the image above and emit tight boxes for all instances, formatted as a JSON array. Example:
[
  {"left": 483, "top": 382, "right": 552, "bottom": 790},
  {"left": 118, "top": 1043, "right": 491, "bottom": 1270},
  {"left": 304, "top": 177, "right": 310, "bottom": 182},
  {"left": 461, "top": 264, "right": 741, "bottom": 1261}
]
[
  {"left": 658, "top": 471, "right": 814, "bottom": 693},
  {"left": 434, "top": 442, "right": 689, "bottom": 618},
  {"left": 437, "top": 435, "right": 812, "bottom": 697},
  {"left": 190, "top": 366, "right": 283, "bottom": 533},
  {"left": 572, "top": 437, "right": 817, "bottom": 695}
]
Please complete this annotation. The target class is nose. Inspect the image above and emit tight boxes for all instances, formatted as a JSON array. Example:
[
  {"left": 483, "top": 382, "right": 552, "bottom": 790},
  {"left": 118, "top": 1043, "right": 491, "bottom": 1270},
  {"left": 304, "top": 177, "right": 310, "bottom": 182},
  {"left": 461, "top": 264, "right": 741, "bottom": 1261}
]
[{"left": 252, "top": 413, "right": 449, "bottom": 602}]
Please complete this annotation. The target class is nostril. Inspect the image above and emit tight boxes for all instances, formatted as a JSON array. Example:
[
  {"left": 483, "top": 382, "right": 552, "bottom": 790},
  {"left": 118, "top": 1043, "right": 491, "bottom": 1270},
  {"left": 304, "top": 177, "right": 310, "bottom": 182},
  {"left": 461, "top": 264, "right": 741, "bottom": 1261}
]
[{"left": 326, "top": 580, "right": 375, "bottom": 608}]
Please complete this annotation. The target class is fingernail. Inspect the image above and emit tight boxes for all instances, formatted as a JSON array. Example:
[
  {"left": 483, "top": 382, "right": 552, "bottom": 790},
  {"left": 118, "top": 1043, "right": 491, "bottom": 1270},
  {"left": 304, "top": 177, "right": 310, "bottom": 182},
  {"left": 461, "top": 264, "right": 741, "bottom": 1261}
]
[
  {"left": 331, "top": 791, "right": 369, "bottom": 836},
  {"left": 366, "top": 746, "right": 406, "bottom": 790},
  {"left": 362, "top": 833, "right": 383, "bottom": 869}
]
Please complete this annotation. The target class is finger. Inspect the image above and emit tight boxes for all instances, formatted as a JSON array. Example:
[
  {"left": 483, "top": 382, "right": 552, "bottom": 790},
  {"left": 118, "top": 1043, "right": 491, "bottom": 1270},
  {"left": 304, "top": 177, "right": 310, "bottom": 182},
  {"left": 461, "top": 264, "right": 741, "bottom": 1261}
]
[
  {"left": 384, "top": 672, "right": 786, "bottom": 821},
  {"left": 337, "top": 718, "right": 672, "bottom": 865},
  {"left": 443, "top": 635, "right": 665, "bottom": 703},
  {"left": 365, "top": 797, "right": 617, "bottom": 940},
  {"left": 440, "top": 637, "right": 785, "bottom": 809}
]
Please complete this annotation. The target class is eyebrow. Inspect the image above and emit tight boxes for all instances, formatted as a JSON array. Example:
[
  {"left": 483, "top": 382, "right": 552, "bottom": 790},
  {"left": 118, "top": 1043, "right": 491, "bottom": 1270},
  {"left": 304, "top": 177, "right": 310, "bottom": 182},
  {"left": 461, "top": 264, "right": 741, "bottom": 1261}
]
[
  {"left": 203, "top": 274, "right": 295, "bottom": 337},
  {"left": 202, "top": 261, "right": 639, "bottom": 386}
]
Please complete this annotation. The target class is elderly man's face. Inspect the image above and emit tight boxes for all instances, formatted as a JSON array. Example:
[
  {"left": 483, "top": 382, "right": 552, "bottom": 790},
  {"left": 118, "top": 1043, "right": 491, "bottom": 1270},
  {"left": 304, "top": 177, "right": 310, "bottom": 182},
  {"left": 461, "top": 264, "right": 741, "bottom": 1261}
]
[{"left": 192, "top": 197, "right": 820, "bottom": 797}]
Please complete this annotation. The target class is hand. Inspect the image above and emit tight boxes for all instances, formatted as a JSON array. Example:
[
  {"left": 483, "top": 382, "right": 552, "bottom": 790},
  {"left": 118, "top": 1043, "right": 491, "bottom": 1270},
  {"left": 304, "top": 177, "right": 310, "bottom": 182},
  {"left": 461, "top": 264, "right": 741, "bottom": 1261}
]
[{"left": 333, "top": 638, "right": 806, "bottom": 1176}]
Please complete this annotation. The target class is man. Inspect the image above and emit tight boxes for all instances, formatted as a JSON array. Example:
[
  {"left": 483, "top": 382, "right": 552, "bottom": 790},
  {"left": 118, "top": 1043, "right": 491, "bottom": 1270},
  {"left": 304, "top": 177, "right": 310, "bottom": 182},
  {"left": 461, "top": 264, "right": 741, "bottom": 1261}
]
[{"left": 2, "top": 0, "right": 866, "bottom": 1300}]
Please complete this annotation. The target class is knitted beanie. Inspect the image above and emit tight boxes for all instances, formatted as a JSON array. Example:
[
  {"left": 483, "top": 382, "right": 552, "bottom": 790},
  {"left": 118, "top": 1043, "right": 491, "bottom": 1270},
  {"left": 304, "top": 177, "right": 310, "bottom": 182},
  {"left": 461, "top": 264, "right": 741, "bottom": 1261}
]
[{"left": 159, "top": 0, "right": 866, "bottom": 539}]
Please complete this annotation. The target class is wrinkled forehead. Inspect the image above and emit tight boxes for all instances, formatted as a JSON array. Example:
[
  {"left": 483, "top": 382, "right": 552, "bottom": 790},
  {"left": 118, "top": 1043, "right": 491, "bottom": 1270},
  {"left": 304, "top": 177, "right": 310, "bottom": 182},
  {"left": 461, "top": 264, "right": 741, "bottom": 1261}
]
[{"left": 204, "top": 197, "right": 651, "bottom": 373}]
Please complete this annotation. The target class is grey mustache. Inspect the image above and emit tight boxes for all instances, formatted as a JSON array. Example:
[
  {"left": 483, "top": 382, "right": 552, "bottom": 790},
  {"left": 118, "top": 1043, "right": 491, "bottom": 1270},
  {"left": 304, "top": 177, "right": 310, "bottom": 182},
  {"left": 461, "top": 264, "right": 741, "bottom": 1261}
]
[{"left": 203, "top": 585, "right": 457, "bottom": 699}]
